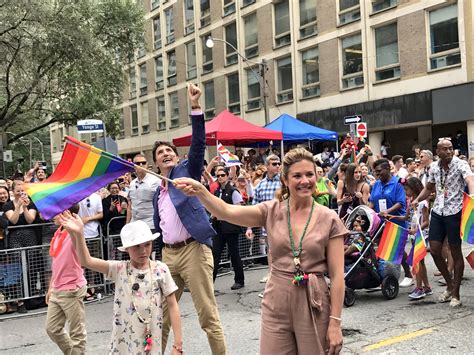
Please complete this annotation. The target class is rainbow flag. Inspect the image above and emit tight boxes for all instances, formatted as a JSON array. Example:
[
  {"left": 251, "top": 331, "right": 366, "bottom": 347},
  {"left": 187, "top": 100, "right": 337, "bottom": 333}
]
[
  {"left": 460, "top": 193, "right": 474, "bottom": 244},
  {"left": 407, "top": 227, "right": 427, "bottom": 274},
  {"left": 217, "top": 143, "right": 241, "bottom": 167},
  {"left": 25, "top": 136, "right": 134, "bottom": 220},
  {"left": 376, "top": 221, "right": 409, "bottom": 264}
]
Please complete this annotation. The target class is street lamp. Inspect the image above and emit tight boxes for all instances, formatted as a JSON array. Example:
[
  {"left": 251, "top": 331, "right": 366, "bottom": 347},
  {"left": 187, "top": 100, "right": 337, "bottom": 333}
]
[
  {"left": 30, "top": 136, "right": 45, "bottom": 162},
  {"left": 205, "top": 37, "right": 270, "bottom": 125}
]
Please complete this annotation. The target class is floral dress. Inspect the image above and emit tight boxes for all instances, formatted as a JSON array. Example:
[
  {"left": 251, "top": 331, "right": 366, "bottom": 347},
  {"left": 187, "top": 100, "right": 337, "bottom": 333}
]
[{"left": 107, "top": 260, "right": 178, "bottom": 354}]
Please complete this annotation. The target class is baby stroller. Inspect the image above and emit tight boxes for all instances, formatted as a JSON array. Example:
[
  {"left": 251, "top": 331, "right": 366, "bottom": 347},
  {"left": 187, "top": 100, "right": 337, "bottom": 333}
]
[{"left": 343, "top": 205, "right": 401, "bottom": 307}]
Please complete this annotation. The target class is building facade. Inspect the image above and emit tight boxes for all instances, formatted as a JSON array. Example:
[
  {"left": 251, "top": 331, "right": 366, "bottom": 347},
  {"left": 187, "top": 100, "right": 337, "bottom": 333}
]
[{"left": 50, "top": 0, "right": 474, "bottom": 165}]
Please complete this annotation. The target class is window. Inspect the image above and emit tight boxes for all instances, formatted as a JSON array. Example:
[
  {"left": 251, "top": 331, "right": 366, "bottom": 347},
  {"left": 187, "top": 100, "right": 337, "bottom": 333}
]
[
  {"left": 299, "top": 0, "right": 317, "bottom": 39},
  {"left": 118, "top": 110, "right": 125, "bottom": 138},
  {"left": 375, "top": 23, "right": 400, "bottom": 81},
  {"left": 242, "top": 0, "right": 255, "bottom": 7},
  {"left": 184, "top": 0, "right": 194, "bottom": 35},
  {"left": 202, "top": 35, "right": 213, "bottom": 73},
  {"left": 131, "top": 105, "right": 138, "bottom": 135},
  {"left": 227, "top": 73, "right": 240, "bottom": 114},
  {"left": 274, "top": 1, "right": 290, "bottom": 48},
  {"left": 167, "top": 50, "right": 176, "bottom": 86},
  {"left": 247, "top": 68, "right": 261, "bottom": 110},
  {"left": 129, "top": 66, "right": 137, "bottom": 99},
  {"left": 165, "top": 7, "right": 175, "bottom": 44},
  {"left": 301, "top": 47, "right": 320, "bottom": 98},
  {"left": 137, "top": 35, "right": 146, "bottom": 58},
  {"left": 339, "top": 0, "right": 360, "bottom": 25},
  {"left": 429, "top": 4, "right": 460, "bottom": 70},
  {"left": 153, "top": 17, "right": 162, "bottom": 50},
  {"left": 157, "top": 96, "right": 166, "bottom": 130},
  {"left": 151, "top": 0, "right": 160, "bottom": 10},
  {"left": 224, "top": 0, "right": 236, "bottom": 16},
  {"left": 155, "top": 56, "right": 164, "bottom": 90},
  {"left": 139, "top": 63, "right": 147, "bottom": 96},
  {"left": 141, "top": 101, "right": 149, "bottom": 133},
  {"left": 341, "top": 33, "right": 364, "bottom": 89},
  {"left": 225, "top": 22, "right": 238, "bottom": 65},
  {"left": 186, "top": 41, "right": 197, "bottom": 79},
  {"left": 204, "top": 80, "right": 215, "bottom": 118},
  {"left": 372, "top": 0, "right": 398, "bottom": 13},
  {"left": 244, "top": 13, "right": 258, "bottom": 58},
  {"left": 277, "top": 56, "right": 293, "bottom": 103},
  {"left": 201, "top": 0, "right": 211, "bottom": 27},
  {"left": 169, "top": 92, "right": 179, "bottom": 128}
]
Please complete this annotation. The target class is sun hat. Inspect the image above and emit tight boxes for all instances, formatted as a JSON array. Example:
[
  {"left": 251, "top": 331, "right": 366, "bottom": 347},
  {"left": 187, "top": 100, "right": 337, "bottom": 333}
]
[{"left": 117, "top": 220, "right": 159, "bottom": 251}]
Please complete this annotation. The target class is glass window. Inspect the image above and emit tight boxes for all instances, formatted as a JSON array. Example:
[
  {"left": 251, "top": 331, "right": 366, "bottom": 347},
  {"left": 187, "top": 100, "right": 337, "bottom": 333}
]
[
  {"left": 186, "top": 41, "right": 197, "bottom": 79},
  {"left": 201, "top": 0, "right": 211, "bottom": 27},
  {"left": 184, "top": 0, "right": 195, "bottom": 35},
  {"left": 224, "top": 0, "right": 236, "bottom": 16},
  {"left": 225, "top": 22, "right": 238, "bottom": 65},
  {"left": 165, "top": 7, "right": 175, "bottom": 44},
  {"left": 341, "top": 33, "right": 364, "bottom": 89},
  {"left": 372, "top": 0, "right": 398, "bottom": 13},
  {"left": 167, "top": 50, "right": 176, "bottom": 86},
  {"left": 299, "top": 0, "right": 317, "bottom": 39},
  {"left": 141, "top": 101, "right": 149, "bottom": 133},
  {"left": 227, "top": 73, "right": 240, "bottom": 114},
  {"left": 375, "top": 23, "right": 400, "bottom": 81},
  {"left": 339, "top": 0, "right": 360, "bottom": 25},
  {"left": 119, "top": 110, "right": 125, "bottom": 137},
  {"left": 151, "top": 0, "right": 160, "bottom": 10},
  {"left": 204, "top": 80, "right": 215, "bottom": 118},
  {"left": 244, "top": 13, "right": 258, "bottom": 58},
  {"left": 247, "top": 68, "right": 261, "bottom": 110},
  {"left": 129, "top": 66, "right": 136, "bottom": 99},
  {"left": 274, "top": 1, "right": 291, "bottom": 48},
  {"left": 169, "top": 92, "right": 179, "bottom": 128},
  {"left": 155, "top": 56, "right": 163, "bottom": 90},
  {"left": 301, "top": 47, "right": 320, "bottom": 98},
  {"left": 153, "top": 16, "right": 161, "bottom": 50},
  {"left": 429, "top": 4, "right": 460, "bottom": 70},
  {"left": 277, "top": 56, "right": 293, "bottom": 103},
  {"left": 157, "top": 96, "right": 166, "bottom": 130},
  {"left": 139, "top": 63, "right": 147, "bottom": 96},
  {"left": 242, "top": 0, "right": 255, "bottom": 7},
  {"left": 202, "top": 35, "right": 213, "bottom": 73},
  {"left": 131, "top": 105, "right": 138, "bottom": 135}
]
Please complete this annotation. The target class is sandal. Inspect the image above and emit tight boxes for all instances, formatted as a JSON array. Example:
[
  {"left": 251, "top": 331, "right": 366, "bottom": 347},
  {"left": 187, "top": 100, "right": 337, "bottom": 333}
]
[
  {"left": 438, "top": 290, "right": 452, "bottom": 303},
  {"left": 84, "top": 288, "right": 95, "bottom": 301}
]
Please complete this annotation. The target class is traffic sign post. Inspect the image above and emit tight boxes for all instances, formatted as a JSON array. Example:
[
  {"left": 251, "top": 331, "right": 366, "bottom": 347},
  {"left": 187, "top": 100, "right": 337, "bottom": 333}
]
[
  {"left": 344, "top": 115, "right": 362, "bottom": 125},
  {"left": 356, "top": 122, "right": 367, "bottom": 138}
]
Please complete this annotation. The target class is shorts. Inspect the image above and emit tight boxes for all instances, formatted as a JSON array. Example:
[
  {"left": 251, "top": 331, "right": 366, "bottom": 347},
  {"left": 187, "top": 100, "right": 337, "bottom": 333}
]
[{"left": 428, "top": 211, "right": 462, "bottom": 246}]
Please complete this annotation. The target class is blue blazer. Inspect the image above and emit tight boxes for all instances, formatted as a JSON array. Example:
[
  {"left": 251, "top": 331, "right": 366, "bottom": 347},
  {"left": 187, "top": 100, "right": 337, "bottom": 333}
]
[{"left": 153, "top": 114, "right": 216, "bottom": 247}]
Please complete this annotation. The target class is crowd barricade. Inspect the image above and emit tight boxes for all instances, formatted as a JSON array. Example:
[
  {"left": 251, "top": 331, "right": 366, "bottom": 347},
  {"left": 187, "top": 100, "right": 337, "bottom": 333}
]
[{"left": 217, "top": 227, "right": 267, "bottom": 266}]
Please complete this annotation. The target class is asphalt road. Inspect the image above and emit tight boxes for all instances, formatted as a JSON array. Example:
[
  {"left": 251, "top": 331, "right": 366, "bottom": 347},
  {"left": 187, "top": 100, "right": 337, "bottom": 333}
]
[{"left": 1, "top": 247, "right": 473, "bottom": 354}]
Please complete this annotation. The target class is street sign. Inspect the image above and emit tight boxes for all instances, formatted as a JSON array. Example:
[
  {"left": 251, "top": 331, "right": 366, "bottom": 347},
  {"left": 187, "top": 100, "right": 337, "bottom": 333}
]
[
  {"left": 344, "top": 115, "right": 362, "bottom": 125},
  {"left": 3, "top": 150, "right": 12, "bottom": 162},
  {"left": 356, "top": 122, "right": 367, "bottom": 138},
  {"left": 77, "top": 119, "right": 104, "bottom": 134}
]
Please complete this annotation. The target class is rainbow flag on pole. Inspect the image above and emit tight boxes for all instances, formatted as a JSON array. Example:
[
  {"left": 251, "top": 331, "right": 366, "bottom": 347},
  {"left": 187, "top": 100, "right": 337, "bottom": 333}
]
[
  {"left": 407, "top": 227, "right": 427, "bottom": 274},
  {"left": 460, "top": 193, "right": 474, "bottom": 244},
  {"left": 376, "top": 221, "right": 409, "bottom": 264},
  {"left": 25, "top": 136, "right": 134, "bottom": 220},
  {"left": 217, "top": 143, "right": 241, "bottom": 167}
]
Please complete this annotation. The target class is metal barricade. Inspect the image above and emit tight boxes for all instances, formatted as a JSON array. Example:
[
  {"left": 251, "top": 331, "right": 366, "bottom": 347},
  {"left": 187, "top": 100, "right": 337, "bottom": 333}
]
[{"left": 217, "top": 227, "right": 267, "bottom": 266}]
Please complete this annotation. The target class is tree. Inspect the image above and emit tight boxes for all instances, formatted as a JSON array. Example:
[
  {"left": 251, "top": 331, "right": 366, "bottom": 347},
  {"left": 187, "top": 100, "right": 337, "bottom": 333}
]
[{"left": 0, "top": 0, "right": 144, "bottom": 144}]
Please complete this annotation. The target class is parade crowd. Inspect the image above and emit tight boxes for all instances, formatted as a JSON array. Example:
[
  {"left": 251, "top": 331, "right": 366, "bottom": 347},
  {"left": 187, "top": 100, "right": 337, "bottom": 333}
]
[{"left": 1, "top": 84, "right": 473, "bottom": 355}]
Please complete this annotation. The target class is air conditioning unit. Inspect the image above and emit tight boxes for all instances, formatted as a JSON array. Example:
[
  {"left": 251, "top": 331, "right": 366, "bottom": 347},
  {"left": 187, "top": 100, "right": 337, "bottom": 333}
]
[{"left": 434, "top": 56, "right": 447, "bottom": 68}]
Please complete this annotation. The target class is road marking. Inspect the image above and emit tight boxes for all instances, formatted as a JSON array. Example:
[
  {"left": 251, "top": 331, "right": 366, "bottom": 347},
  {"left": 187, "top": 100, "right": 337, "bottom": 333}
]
[{"left": 362, "top": 328, "right": 434, "bottom": 352}]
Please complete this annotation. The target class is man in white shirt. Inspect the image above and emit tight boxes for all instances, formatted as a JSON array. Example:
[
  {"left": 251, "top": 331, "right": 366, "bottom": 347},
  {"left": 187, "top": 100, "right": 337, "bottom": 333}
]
[
  {"left": 78, "top": 192, "right": 103, "bottom": 239},
  {"left": 392, "top": 155, "right": 408, "bottom": 178}
]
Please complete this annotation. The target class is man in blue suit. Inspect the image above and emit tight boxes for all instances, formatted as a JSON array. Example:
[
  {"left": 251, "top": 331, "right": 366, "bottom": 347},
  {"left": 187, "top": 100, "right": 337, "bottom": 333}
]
[{"left": 153, "top": 83, "right": 226, "bottom": 354}]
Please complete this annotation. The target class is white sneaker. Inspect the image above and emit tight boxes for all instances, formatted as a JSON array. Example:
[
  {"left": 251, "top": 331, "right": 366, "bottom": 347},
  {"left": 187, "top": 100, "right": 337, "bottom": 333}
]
[
  {"left": 399, "top": 277, "right": 414, "bottom": 288},
  {"left": 259, "top": 275, "right": 269, "bottom": 283}
]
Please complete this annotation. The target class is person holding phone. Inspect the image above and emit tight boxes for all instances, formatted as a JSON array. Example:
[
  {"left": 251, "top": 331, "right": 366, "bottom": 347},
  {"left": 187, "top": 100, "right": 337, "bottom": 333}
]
[
  {"left": 102, "top": 182, "right": 128, "bottom": 236},
  {"left": 336, "top": 164, "right": 370, "bottom": 219}
]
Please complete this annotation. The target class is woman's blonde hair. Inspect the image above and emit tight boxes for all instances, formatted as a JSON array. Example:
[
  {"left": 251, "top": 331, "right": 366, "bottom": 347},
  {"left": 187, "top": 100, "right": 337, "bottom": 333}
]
[{"left": 275, "top": 148, "right": 318, "bottom": 201}]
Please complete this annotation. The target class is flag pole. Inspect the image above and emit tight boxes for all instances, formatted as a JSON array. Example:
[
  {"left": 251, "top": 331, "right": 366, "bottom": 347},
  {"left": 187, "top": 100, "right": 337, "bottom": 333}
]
[{"left": 133, "top": 164, "right": 175, "bottom": 184}]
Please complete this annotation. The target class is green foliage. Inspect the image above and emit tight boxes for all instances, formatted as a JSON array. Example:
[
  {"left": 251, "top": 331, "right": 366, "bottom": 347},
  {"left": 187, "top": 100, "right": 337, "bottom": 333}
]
[{"left": 0, "top": 0, "right": 144, "bottom": 143}]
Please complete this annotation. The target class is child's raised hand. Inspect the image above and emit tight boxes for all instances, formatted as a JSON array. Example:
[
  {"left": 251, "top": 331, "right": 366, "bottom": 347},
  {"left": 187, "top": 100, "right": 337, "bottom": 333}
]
[{"left": 57, "top": 210, "right": 84, "bottom": 236}]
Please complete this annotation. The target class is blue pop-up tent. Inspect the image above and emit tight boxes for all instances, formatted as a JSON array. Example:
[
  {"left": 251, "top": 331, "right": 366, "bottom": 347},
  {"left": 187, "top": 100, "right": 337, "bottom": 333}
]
[{"left": 265, "top": 113, "right": 337, "bottom": 141}]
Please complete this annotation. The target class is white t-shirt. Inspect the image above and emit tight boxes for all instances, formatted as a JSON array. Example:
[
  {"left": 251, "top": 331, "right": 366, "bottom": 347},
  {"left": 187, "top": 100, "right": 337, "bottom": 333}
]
[
  {"left": 396, "top": 167, "right": 409, "bottom": 179},
  {"left": 78, "top": 193, "right": 103, "bottom": 239}
]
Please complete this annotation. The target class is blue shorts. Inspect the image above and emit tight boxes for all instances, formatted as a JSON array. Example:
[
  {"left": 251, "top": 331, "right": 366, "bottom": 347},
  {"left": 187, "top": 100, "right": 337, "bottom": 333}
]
[{"left": 428, "top": 211, "right": 462, "bottom": 246}]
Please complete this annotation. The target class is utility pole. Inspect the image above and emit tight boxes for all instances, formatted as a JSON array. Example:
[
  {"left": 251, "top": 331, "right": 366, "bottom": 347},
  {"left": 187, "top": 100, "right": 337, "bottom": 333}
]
[{"left": 260, "top": 59, "right": 269, "bottom": 125}]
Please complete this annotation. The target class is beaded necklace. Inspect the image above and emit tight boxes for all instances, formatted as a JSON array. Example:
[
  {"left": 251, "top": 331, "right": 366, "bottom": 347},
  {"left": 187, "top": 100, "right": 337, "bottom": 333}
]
[
  {"left": 49, "top": 227, "right": 68, "bottom": 257},
  {"left": 127, "top": 260, "right": 154, "bottom": 353},
  {"left": 287, "top": 198, "right": 315, "bottom": 286}
]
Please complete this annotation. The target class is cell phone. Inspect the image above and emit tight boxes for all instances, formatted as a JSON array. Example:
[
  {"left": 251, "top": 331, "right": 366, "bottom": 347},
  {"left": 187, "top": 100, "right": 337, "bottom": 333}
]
[{"left": 41, "top": 161, "right": 47, "bottom": 167}]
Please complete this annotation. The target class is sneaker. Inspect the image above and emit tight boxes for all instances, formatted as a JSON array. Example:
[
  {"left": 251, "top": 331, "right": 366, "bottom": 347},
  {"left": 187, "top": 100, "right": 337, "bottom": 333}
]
[
  {"left": 258, "top": 293, "right": 264, "bottom": 298},
  {"left": 399, "top": 277, "right": 414, "bottom": 288},
  {"left": 259, "top": 276, "right": 269, "bottom": 283},
  {"left": 423, "top": 286, "right": 433, "bottom": 296},
  {"left": 17, "top": 303, "right": 27, "bottom": 314},
  {"left": 438, "top": 290, "right": 452, "bottom": 303},
  {"left": 230, "top": 283, "right": 244, "bottom": 290},
  {"left": 449, "top": 297, "right": 462, "bottom": 308},
  {"left": 408, "top": 287, "right": 426, "bottom": 300}
]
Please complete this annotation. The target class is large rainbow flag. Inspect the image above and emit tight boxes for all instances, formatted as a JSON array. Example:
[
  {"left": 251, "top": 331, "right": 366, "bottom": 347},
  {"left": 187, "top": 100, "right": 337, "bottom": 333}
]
[
  {"left": 460, "top": 193, "right": 474, "bottom": 244},
  {"left": 376, "top": 220, "right": 409, "bottom": 264},
  {"left": 25, "top": 136, "right": 134, "bottom": 220},
  {"left": 407, "top": 227, "right": 427, "bottom": 274}
]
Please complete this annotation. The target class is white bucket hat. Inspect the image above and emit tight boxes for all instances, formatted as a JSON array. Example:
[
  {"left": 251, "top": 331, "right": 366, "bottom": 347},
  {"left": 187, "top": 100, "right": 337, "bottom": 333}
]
[{"left": 118, "top": 220, "right": 160, "bottom": 251}]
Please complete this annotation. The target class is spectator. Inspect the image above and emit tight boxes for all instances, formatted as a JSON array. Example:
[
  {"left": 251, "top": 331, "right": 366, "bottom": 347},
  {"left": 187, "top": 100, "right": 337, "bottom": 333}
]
[
  {"left": 102, "top": 182, "right": 128, "bottom": 236},
  {"left": 314, "top": 166, "right": 336, "bottom": 207},
  {"left": 418, "top": 150, "right": 434, "bottom": 186},
  {"left": 360, "top": 163, "right": 376, "bottom": 186},
  {"left": 405, "top": 158, "right": 418, "bottom": 177},
  {"left": 336, "top": 164, "right": 370, "bottom": 219},
  {"left": 392, "top": 155, "right": 408, "bottom": 178},
  {"left": 380, "top": 140, "right": 390, "bottom": 158},
  {"left": 0, "top": 186, "right": 10, "bottom": 249},
  {"left": 235, "top": 170, "right": 254, "bottom": 205},
  {"left": 251, "top": 164, "right": 266, "bottom": 187}
]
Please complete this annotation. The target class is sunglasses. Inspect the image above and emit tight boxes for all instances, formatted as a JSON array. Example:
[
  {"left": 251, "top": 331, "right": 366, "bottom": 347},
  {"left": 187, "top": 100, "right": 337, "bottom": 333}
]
[
  {"left": 271, "top": 162, "right": 281, "bottom": 167},
  {"left": 216, "top": 174, "right": 227, "bottom": 178},
  {"left": 134, "top": 161, "right": 147, "bottom": 166}
]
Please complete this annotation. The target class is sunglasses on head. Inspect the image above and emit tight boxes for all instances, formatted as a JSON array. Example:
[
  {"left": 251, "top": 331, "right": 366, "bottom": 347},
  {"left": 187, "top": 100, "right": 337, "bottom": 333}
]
[{"left": 271, "top": 162, "right": 281, "bottom": 167}]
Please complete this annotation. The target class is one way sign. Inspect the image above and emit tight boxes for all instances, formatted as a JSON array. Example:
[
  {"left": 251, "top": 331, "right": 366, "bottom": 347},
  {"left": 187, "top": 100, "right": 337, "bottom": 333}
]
[{"left": 344, "top": 115, "right": 362, "bottom": 125}]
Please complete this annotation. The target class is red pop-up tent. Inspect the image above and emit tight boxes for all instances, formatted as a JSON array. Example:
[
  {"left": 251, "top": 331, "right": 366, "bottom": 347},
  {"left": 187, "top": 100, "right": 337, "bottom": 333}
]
[{"left": 172, "top": 110, "right": 283, "bottom": 146}]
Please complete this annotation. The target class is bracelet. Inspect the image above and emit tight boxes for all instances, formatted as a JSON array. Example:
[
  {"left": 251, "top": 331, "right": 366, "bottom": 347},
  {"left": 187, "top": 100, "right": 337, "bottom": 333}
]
[
  {"left": 172, "top": 344, "right": 183, "bottom": 353},
  {"left": 329, "top": 315, "right": 342, "bottom": 322}
]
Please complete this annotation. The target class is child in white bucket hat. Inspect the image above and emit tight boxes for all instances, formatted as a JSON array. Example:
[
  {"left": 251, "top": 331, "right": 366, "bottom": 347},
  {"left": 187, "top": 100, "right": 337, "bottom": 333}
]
[{"left": 57, "top": 212, "right": 184, "bottom": 354}]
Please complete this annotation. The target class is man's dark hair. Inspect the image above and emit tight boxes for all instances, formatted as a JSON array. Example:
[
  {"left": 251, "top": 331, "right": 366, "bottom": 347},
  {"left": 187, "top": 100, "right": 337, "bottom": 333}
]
[
  {"left": 406, "top": 158, "right": 414, "bottom": 165},
  {"left": 68, "top": 203, "right": 80, "bottom": 215},
  {"left": 373, "top": 158, "right": 390, "bottom": 170},
  {"left": 215, "top": 166, "right": 229, "bottom": 175},
  {"left": 391, "top": 155, "right": 403, "bottom": 164},
  {"left": 152, "top": 141, "right": 178, "bottom": 163}
]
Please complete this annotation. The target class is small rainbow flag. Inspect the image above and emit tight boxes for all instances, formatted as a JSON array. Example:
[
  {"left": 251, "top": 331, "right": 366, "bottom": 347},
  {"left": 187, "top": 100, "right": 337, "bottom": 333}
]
[
  {"left": 217, "top": 143, "right": 241, "bottom": 167},
  {"left": 460, "top": 193, "right": 474, "bottom": 244},
  {"left": 25, "top": 136, "right": 134, "bottom": 220},
  {"left": 407, "top": 227, "right": 427, "bottom": 274},
  {"left": 376, "top": 220, "right": 409, "bottom": 264}
]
